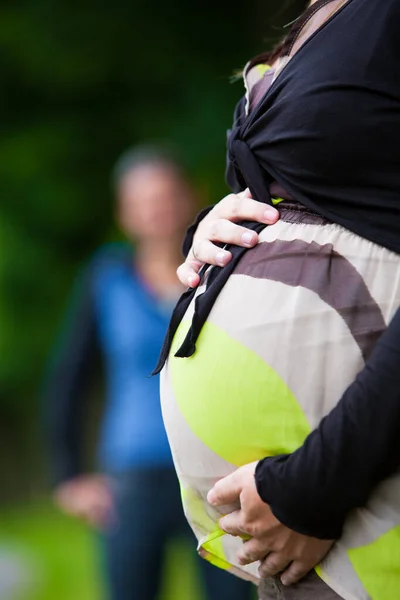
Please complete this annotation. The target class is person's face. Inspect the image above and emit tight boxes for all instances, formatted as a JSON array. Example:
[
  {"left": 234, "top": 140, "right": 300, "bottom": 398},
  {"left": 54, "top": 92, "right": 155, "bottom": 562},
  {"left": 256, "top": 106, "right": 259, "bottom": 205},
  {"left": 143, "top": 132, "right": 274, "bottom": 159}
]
[{"left": 116, "top": 164, "right": 194, "bottom": 241}]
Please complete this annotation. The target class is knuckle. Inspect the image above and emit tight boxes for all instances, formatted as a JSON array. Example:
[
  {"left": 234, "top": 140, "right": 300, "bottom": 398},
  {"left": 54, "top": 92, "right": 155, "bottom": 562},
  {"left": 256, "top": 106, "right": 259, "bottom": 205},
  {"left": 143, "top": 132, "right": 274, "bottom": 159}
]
[
  {"left": 264, "top": 557, "right": 281, "bottom": 572},
  {"left": 270, "top": 540, "right": 285, "bottom": 553},
  {"left": 229, "top": 198, "right": 240, "bottom": 218},
  {"left": 243, "top": 522, "right": 256, "bottom": 537},
  {"left": 208, "top": 219, "right": 220, "bottom": 240},
  {"left": 216, "top": 195, "right": 231, "bottom": 213},
  {"left": 193, "top": 239, "right": 204, "bottom": 259},
  {"left": 195, "top": 221, "right": 206, "bottom": 237},
  {"left": 241, "top": 550, "right": 256, "bottom": 563},
  {"left": 283, "top": 567, "right": 307, "bottom": 585},
  {"left": 237, "top": 516, "right": 247, "bottom": 532},
  {"left": 291, "top": 564, "right": 307, "bottom": 577}
]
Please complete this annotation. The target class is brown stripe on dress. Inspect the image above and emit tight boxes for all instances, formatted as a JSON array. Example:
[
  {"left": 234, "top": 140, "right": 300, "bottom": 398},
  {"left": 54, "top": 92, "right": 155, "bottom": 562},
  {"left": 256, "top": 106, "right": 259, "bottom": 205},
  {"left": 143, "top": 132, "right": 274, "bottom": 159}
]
[
  {"left": 235, "top": 239, "right": 386, "bottom": 362},
  {"left": 279, "top": 203, "right": 332, "bottom": 226}
]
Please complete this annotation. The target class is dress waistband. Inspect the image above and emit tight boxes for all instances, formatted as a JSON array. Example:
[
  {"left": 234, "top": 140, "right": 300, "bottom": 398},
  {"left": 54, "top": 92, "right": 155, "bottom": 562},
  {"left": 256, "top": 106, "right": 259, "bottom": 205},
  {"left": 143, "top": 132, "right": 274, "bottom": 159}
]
[{"left": 279, "top": 201, "right": 333, "bottom": 226}]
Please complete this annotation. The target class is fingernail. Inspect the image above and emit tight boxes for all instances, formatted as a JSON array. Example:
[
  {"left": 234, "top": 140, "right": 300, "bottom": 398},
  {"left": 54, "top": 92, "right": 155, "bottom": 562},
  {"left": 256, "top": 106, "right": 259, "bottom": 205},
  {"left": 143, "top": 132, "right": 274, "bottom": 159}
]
[
  {"left": 207, "top": 490, "right": 216, "bottom": 505},
  {"left": 242, "top": 231, "right": 255, "bottom": 246},
  {"left": 188, "top": 275, "right": 196, "bottom": 287},
  {"left": 264, "top": 208, "right": 278, "bottom": 222},
  {"left": 216, "top": 251, "right": 227, "bottom": 266},
  {"left": 281, "top": 577, "right": 289, "bottom": 586}
]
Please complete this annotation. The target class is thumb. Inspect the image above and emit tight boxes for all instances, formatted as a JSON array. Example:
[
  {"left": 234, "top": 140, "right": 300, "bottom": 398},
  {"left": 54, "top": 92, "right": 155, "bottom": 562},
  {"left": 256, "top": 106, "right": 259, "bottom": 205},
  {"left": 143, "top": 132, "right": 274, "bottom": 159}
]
[{"left": 208, "top": 471, "right": 243, "bottom": 507}]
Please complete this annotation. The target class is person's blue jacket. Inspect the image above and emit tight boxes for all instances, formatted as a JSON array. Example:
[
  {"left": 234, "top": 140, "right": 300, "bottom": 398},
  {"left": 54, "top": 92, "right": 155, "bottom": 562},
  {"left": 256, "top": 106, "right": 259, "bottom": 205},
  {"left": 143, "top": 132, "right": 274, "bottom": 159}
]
[{"left": 44, "top": 243, "right": 175, "bottom": 484}]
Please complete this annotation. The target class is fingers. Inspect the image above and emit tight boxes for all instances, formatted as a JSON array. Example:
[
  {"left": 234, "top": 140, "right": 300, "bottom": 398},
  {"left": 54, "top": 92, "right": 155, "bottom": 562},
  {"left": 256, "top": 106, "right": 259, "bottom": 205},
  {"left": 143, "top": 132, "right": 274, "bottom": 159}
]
[
  {"left": 180, "top": 188, "right": 280, "bottom": 288},
  {"left": 192, "top": 238, "right": 233, "bottom": 267},
  {"left": 208, "top": 471, "right": 242, "bottom": 507},
  {"left": 188, "top": 218, "right": 257, "bottom": 273},
  {"left": 279, "top": 539, "right": 334, "bottom": 585},
  {"left": 54, "top": 477, "right": 113, "bottom": 530},
  {"left": 86, "top": 497, "right": 113, "bottom": 529},
  {"left": 83, "top": 501, "right": 108, "bottom": 529},
  {"left": 177, "top": 250, "right": 203, "bottom": 287},
  {"left": 237, "top": 538, "right": 271, "bottom": 565},
  {"left": 258, "top": 552, "right": 292, "bottom": 578},
  {"left": 177, "top": 243, "right": 233, "bottom": 287},
  {"left": 280, "top": 561, "right": 311, "bottom": 586},
  {"left": 177, "top": 264, "right": 201, "bottom": 288},
  {"left": 219, "top": 510, "right": 247, "bottom": 537},
  {"left": 197, "top": 219, "right": 259, "bottom": 251},
  {"left": 215, "top": 190, "right": 279, "bottom": 225}
]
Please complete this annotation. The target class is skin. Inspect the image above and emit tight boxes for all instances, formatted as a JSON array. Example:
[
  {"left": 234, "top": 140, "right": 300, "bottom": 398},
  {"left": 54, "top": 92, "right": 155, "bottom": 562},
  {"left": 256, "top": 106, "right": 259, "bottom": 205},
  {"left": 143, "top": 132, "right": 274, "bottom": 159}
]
[
  {"left": 54, "top": 474, "right": 113, "bottom": 530},
  {"left": 208, "top": 464, "right": 334, "bottom": 586},
  {"left": 54, "top": 162, "right": 195, "bottom": 529},
  {"left": 177, "top": 188, "right": 280, "bottom": 288}
]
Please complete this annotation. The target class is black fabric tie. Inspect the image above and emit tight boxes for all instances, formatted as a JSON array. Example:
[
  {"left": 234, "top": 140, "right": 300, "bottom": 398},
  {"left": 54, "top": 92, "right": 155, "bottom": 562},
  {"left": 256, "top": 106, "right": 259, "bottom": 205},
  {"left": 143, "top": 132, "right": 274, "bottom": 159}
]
[{"left": 152, "top": 139, "right": 273, "bottom": 375}]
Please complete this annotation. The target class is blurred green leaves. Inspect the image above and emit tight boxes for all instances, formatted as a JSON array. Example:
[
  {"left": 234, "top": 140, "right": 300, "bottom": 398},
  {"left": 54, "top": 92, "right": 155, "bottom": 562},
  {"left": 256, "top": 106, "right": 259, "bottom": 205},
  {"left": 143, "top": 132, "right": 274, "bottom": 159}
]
[{"left": 0, "top": 0, "right": 304, "bottom": 417}]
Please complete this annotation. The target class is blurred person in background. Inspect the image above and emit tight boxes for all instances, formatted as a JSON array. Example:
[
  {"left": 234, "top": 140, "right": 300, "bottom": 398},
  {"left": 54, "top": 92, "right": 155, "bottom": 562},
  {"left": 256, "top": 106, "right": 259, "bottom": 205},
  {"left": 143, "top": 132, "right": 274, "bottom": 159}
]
[{"left": 43, "top": 145, "right": 254, "bottom": 600}]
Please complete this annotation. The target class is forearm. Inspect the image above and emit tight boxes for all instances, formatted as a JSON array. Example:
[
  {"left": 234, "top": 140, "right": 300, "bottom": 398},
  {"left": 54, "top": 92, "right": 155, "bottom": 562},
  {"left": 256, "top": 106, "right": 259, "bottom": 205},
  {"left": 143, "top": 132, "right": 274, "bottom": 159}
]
[
  {"left": 44, "top": 361, "right": 87, "bottom": 486},
  {"left": 43, "top": 265, "right": 98, "bottom": 486},
  {"left": 255, "top": 305, "right": 400, "bottom": 539}
]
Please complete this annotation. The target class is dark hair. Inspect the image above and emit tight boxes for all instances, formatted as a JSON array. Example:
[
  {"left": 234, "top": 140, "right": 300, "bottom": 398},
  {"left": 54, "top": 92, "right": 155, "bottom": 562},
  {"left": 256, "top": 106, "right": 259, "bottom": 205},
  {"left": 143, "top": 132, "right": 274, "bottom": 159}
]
[
  {"left": 246, "top": 0, "right": 312, "bottom": 70},
  {"left": 111, "top": 143, "right": 184, "bottom": 191}
]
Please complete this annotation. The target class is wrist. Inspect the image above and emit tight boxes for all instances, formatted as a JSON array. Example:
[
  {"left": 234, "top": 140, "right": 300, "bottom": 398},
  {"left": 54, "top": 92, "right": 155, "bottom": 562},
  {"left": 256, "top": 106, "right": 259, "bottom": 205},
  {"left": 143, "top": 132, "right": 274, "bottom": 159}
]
[{"left": 255, "top": 456, "right": 344, "bottom": 540}]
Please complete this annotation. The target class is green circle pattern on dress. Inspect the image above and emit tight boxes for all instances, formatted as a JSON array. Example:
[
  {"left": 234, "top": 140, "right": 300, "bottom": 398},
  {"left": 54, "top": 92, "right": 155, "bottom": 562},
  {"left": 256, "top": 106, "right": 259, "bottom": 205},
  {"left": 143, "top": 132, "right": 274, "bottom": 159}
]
[{"left": 170, "top": 320, "right": 311, "bottom": 466}]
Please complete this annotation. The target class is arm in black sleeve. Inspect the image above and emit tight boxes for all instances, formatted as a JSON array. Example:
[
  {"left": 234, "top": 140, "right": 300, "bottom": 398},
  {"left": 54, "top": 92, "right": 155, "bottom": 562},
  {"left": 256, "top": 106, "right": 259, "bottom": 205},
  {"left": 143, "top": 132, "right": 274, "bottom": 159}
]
[
  {"left": 255, "top": 305, "right": 400, "bottom": 540},
  {"left": 42, "top": 264, "right": 99, "bottom": 487}
]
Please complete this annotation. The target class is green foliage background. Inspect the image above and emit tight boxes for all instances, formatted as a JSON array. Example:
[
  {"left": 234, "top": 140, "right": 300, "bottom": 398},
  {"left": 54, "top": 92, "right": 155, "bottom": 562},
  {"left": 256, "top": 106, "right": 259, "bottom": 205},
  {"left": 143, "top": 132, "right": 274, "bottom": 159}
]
[
  {"left": 0, "top": 0, "right": 304, "bottom": 491},
  {"left": 0, "top": 1, "right": 305, "bottom": 597}
]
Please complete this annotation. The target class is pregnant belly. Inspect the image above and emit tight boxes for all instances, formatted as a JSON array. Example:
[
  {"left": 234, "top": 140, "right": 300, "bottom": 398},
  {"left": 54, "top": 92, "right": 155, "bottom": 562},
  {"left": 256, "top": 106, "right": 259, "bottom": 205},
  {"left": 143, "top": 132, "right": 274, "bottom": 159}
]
[
  {"left": 165, "top": 256, "right": 377, "bottom": 471},
  {"left": 160, "top": 214, "right": 395, "bottom": 581}
]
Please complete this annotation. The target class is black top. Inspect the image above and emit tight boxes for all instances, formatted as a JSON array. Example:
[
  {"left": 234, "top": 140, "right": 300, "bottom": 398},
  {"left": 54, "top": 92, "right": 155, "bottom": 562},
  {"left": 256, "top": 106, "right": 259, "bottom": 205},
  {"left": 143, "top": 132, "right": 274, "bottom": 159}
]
[
  {"left": 43, "top": 245, "right": 177, "bottom": 486},
  {"left": 226, "top": 0, "right": 400, "bottom": 254},
  {"left": 155, "top": 0, "right": 400, "bottom": 539}
]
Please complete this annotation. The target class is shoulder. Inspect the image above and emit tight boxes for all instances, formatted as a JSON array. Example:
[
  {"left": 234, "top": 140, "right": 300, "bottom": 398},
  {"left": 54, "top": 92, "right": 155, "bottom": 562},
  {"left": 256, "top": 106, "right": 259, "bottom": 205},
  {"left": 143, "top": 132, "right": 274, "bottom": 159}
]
[
  {"left": 74, "top": 243, "right": 133, "bottom": 295},
  {"left": 88, "top": 242, "right": 133, "bottom": 273}
]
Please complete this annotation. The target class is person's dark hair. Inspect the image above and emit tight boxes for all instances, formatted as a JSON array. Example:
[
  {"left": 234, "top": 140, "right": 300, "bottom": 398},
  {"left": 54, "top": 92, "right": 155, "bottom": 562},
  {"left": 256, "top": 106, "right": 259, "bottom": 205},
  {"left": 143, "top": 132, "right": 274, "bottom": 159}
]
[
  {"left": 230, "top": 0, "right": 309, "bottom": 82},
  {"left": 247, "top": 0, "right": 313, "bottom": 70},
  {"left": 111, "top": 143, "right": 185, "bottom": 191}
]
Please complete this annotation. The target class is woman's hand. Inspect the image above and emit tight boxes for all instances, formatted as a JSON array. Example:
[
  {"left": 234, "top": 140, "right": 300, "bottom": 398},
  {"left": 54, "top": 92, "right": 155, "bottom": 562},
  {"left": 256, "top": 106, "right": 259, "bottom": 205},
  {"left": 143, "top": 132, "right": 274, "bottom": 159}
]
[
  {"left": 208, "top": 463, "right": 334, "bottom": 586},
  {"left": 178, "top": 189, "right": 280, "bottom": 288},
  {"left": 54, "top": 474, "right": 113, "bottom": 530}
]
